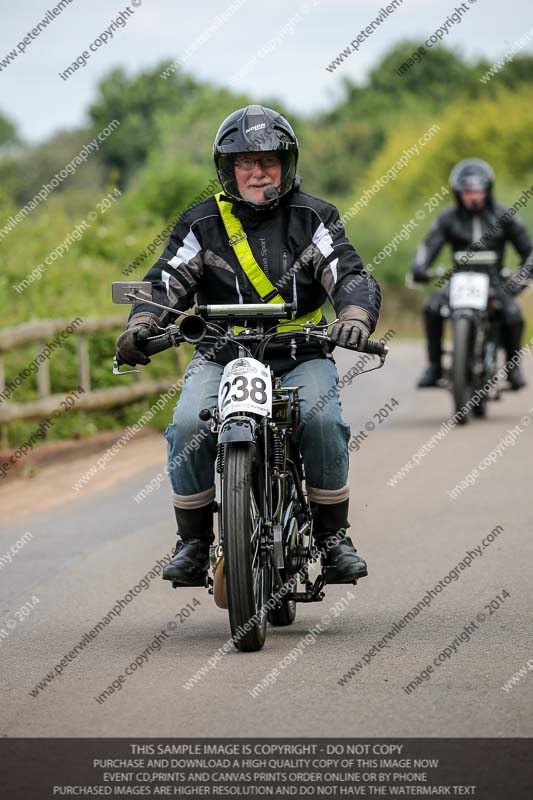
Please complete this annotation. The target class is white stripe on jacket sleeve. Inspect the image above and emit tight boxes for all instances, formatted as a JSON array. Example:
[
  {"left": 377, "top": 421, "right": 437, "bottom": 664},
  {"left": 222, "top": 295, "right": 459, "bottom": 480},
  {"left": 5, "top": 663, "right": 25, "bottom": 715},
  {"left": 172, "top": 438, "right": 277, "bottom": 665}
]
[
  {"left": 167, "top": 229, "right": 202, "bottom": 268},
  {"left": 312, "top": 222, "right": 334, "bottom": 259}
]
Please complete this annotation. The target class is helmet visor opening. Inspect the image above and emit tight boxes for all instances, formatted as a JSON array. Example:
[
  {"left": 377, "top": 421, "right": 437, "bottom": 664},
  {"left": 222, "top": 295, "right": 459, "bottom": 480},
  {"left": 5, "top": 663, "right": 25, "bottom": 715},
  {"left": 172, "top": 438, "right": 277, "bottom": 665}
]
[{"left": 218, "top": 150, "right": 297, "bottom": 203}]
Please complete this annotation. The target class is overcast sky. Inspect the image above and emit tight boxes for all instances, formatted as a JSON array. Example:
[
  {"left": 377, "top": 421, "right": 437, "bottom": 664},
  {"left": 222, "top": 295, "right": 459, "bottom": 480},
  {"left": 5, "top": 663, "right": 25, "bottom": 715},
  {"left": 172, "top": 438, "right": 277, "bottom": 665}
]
[{"left": 1, "top": 0, "right": 532, "bottom": 143}]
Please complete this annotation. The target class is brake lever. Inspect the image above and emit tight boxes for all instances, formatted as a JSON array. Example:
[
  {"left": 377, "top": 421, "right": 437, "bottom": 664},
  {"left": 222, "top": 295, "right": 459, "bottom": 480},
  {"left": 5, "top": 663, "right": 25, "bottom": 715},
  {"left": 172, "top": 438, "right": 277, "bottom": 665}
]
[
  {"left": 341, "top": 344, "right": 387, "bottom": 373},
  {"left": 302, "top": 326, "right": 388, "bottom": 370},
  {"left": 114, "top": 325, "right": 182, "bottom": 376},
  {"left": 113, "top": 354, "right": 141, "bottom": 376}
]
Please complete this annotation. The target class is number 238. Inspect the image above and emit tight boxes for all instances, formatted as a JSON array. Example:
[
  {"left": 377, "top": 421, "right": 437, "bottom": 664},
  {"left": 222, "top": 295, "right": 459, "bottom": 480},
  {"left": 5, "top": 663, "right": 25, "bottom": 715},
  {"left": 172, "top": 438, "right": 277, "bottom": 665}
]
[{"left": 220, "top": 376, "right": 267, "bottom": 407}]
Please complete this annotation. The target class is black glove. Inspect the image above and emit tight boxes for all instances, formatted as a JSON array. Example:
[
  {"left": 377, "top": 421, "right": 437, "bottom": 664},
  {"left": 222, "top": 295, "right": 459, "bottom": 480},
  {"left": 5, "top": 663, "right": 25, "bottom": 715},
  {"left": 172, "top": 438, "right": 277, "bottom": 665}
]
[
  {"left": 329, "top": 306, "right": 372, "bottom": 351},
  {"left": 116, "top": 313, "right": 158, "bottom": 367},
  {"left": 506, "top": 281, "right": 527, "bottom": 297},
  {"left": 505, "top": 269, "right": 530, "bottom": 296},
  {"left": 412, "top": 265, "right": 429, "bottom": 284}
]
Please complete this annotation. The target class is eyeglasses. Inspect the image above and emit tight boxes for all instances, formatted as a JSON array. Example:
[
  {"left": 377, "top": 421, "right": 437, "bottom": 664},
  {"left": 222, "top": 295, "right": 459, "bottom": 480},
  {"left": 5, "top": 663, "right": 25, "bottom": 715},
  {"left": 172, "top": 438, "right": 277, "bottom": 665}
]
[{"left": 233, "top": 155, "right": 281, "bottom": 170}]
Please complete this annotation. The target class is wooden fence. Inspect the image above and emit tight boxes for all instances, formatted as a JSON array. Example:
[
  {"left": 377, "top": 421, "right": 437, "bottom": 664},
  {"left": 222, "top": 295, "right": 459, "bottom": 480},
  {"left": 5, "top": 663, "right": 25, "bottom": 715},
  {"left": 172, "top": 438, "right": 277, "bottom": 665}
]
[{"left": 0, "top": 316, "right": 185, "bottom": 446}]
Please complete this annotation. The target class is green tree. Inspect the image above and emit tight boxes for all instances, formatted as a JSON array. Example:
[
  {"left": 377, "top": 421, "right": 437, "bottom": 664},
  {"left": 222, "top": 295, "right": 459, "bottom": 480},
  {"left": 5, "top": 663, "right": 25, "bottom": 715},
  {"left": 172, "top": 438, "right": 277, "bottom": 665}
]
[
  {"left": 0, "top": 111, "right": 20, "bottom": 148},
  {"left": 88, "top": 62, "right": 200, "bottom": 186},
  {"left": 369, "top": 41, "right": 474, "bottom": 101},
  {"left": 0, "top": 127, "right": 104, "bottom": 207}
]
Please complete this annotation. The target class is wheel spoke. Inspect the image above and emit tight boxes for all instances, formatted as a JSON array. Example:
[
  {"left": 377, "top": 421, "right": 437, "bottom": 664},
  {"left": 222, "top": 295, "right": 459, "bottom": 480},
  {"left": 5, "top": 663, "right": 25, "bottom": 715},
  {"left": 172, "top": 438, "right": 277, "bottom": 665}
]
[
  {"left": 250, "top": 497, "right": 261, "bottom": 565},
  {"left": 249, "top": 484, "right": 266, "bottom": 621},
  {"left": 253, "top": 568, "right": 265, "bottom": 617}
]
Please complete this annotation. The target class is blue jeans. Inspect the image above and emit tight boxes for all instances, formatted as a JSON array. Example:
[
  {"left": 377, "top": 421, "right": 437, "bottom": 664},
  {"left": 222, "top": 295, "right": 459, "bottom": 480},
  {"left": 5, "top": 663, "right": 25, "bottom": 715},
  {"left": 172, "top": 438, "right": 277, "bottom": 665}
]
[{"left": 164, "top": 357, "right": 351, "bottom": 509}]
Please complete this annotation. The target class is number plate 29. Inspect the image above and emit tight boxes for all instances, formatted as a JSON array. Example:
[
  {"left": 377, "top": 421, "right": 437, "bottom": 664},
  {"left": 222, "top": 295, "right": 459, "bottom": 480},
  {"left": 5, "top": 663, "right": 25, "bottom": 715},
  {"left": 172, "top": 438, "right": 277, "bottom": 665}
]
[
  {"left": 449, "top": 272, "right": 490, "bottom": 310},
  {"left": 218, "top": 357, "right": 272, "bottom": 420}
]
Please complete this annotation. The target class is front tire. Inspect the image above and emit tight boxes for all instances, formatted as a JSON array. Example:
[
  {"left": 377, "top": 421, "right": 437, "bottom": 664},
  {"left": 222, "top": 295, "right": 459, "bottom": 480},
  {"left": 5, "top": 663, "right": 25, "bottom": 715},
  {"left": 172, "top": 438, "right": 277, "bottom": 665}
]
[
  {"left": 451, "top": 316, "right": 475, "bottom": 424},
  {"left": 222, "top": 442, "right": 270, "bottom": 652}
]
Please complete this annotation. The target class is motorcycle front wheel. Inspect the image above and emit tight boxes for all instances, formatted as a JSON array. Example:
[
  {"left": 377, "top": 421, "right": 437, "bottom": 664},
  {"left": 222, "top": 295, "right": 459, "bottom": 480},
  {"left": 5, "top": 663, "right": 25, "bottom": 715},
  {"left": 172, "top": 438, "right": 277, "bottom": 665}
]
[
  {"left": 222, "top": 442, "right": 271, "bottom": 652},
  {"left": 451, "top": 316, "right": 475, "bottom": 424}
]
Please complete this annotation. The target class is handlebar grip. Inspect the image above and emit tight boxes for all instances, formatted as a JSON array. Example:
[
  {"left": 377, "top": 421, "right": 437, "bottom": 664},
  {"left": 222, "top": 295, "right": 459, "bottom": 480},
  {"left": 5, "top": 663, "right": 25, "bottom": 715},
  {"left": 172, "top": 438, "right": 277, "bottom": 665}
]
[
  {"left": 115, "top": 334, "right": 172, "bottom": 367},
  {"left": 364, "top": 338, "right": 388, "bottom": 357},
  {"left": 113, "top": 332, "right": 173, "bottom": 369},
  {"left": 141, "top": 334, "right": 175, "bottom": 356},
  {"left": 337, "top": 337, "right": 388, "bottom": 357}
]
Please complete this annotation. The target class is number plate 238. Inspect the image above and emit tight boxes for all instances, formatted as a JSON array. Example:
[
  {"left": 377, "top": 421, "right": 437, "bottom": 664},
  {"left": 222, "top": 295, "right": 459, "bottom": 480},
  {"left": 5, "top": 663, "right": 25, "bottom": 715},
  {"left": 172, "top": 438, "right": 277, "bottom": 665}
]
[{"left": 218, "top": 357, "right": 272, "bottom": 420}]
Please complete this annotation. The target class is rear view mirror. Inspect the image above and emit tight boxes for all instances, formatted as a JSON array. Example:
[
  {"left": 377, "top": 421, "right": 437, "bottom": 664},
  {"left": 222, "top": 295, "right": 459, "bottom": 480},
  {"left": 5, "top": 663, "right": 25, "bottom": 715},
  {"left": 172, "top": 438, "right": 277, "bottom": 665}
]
[{"left": 112, "top": 281, "right": 153, "bottom": 304}]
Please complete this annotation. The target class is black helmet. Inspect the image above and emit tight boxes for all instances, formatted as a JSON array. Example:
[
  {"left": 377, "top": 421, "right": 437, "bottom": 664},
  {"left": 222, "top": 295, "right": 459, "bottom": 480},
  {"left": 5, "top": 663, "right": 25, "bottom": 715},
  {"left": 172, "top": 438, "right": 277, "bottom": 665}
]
[
  {"left": 213, "top": 104, "right": 299, "bottom": 208},
  {"left": 449, "top": 158, "right": 495, "bottom": 193}
]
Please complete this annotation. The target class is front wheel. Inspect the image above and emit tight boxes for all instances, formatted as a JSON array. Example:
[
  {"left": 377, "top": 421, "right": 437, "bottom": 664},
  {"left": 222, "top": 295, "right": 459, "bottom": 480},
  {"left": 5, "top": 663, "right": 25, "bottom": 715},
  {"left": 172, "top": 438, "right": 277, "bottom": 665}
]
[
  {"left": 222, "top": 442, "right": 270, "bottom": 652},
  {"left": 451, "top": 316, "right": 475, "bottom": 424}
]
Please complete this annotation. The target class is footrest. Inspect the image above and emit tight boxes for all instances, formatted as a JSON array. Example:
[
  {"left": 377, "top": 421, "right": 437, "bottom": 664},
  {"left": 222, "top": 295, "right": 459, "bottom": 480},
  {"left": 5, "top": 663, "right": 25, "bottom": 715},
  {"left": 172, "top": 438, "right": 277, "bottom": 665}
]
[
  {"left": 323, "top": 566, "right": 358, "bottom": 585},
  {"left": 287, "top": 591, "right": 325, "bottom": 603},
  {"left": 169, "top": 573, "right": 210, "bottom": 589},
  {"left": 286, "top": 573, "right": 325, "bottom": 603}
]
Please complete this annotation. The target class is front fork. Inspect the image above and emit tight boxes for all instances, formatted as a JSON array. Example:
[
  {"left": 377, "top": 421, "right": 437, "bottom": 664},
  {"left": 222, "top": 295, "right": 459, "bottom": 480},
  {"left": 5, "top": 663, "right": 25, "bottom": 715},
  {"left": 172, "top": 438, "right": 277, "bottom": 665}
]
[
  {"left": 471, "top": 312, "right": 499, "bottom": 392},
  {"left": 471, "top": 314, "right": 486, "bottom": 385},
  {"left": 209, "top": 406, "right": 322, "bottom": 604}
]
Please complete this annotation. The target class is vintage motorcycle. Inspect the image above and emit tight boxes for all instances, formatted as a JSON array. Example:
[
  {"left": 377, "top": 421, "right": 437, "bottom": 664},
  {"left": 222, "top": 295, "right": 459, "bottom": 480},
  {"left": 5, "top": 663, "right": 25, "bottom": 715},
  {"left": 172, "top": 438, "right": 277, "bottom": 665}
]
[
  {"left": 112, "top": 280, "right": 388, "bottom": 651},
  {"left": 408, "top": 251, "right": 518, "bottom": 423}
]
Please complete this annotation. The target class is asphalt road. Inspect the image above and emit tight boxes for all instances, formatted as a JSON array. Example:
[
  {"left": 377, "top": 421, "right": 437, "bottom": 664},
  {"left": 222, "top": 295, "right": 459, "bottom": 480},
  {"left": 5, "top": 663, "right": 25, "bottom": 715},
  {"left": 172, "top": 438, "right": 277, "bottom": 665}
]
[{"left": 1, "top": 341, "right": 532, "bottom": 737}]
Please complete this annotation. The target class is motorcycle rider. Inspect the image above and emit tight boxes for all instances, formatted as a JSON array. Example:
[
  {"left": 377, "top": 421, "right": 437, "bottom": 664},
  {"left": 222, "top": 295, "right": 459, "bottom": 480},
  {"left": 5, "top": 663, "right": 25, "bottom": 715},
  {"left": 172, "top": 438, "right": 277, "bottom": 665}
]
[
  {"left": 116, "top": 105, "right": 382, "bottom": 586},
  {"left": 412, "top": 158, "right": 532, "bottom": 389}
]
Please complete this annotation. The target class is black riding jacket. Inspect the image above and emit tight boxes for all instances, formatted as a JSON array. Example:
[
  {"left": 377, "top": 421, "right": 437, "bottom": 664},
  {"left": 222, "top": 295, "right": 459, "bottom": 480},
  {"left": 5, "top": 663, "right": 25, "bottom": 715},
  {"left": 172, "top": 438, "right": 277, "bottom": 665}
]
[
  {"left": 412, "top": 198, "right": 533, "bottom": 279},
  {"left": 131, "top": 182, "right": 382, "bottom": 373}
]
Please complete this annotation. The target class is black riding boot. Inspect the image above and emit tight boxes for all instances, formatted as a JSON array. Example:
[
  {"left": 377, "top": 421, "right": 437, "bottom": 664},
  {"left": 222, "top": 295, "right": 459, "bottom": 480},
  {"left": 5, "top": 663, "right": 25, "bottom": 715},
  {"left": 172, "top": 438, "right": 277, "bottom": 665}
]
[
  {"left": 312, "top": 499, "right": 368, "bottom": 581},
  {"left": 162, "top": 504, "right": 214, "bottom": 584},
  {"left": 501, "top": 319, "right": 526, "bottom": 390},
  {"left": 418, "top": 310, "right": 443, "bottom": 387}
]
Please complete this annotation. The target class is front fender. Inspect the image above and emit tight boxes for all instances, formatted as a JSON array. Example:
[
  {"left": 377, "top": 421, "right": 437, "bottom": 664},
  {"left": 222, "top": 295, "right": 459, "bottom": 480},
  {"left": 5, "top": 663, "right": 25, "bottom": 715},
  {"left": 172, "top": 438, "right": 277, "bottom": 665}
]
[
  {"left": 451, "top": 308, "right": 481, "bottom": 321},
  {"left": 218, "top": 416, "right": 258, "bottom": 444}
]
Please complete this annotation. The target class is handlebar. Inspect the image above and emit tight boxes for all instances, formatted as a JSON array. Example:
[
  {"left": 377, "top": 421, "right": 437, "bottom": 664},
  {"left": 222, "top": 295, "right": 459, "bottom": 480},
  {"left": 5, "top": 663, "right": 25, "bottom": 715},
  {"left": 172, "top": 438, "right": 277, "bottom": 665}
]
[
  {"left": 113, "top": 324, "right": 389, "bottom": 375},
  {"left": 406, "top": 263, "right": 518, "bottom": 291},
  {"left": 114, "top": 308, "right": 389, "bottom": 374},
  {"left": 139, "top": 328, "right": 388, "bottom": 358}
]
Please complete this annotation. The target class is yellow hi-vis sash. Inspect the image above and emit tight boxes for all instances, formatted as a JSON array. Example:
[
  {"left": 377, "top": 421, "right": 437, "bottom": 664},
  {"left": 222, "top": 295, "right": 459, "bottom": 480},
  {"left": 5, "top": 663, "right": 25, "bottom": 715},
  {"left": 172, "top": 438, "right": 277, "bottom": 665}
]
[{"left": 214, "top": 192, "right": 322, "bottom": 333}]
